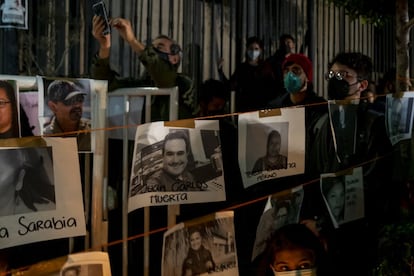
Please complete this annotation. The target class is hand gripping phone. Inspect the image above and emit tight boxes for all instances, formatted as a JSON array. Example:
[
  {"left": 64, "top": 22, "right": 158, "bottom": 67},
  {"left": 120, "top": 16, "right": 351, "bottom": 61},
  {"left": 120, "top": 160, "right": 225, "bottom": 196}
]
[{"left": 92, "top": 1, "right": 110, "bottom": 35}]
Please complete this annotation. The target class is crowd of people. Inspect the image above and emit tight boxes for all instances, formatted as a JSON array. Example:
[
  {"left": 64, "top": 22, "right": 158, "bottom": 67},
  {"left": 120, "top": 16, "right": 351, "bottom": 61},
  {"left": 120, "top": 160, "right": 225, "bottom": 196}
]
[{"left": 0, "top": 12, "right": 406, "bottom": 276}]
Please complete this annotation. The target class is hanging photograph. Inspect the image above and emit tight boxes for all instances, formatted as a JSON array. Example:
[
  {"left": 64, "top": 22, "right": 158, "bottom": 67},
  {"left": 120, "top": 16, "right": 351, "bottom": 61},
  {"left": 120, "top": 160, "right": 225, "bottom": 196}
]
[
  {"left": 60, "top": 251, "right": 112, "bottom": 276},
  {"left": 37, "top": 76, "right": 94, "bottom": 152},
  {"left": 251, "top": 186, "right": 305, "bottom": 261},
  {"left": 128, "top": 120, "right": 225, "bottom": 211},
  {"left": 162, "top": 211, "right": 238, "bottom": 276},
  {"left": 238, "top": 108, "right": 305, "bottom": 188},
  {"left": 0, "top": 0, "right": 27, "bottom": 29},
  {"left": 320, "top": 167, "right": 364, "bottom": 228},
  {"left": 386, "top": 92, "right": 414, "bottom": 145},
  {"left": 13, "top": 251, "right": 112, "bottom": 275},
  {"left": 0, "top": 137, "right": 86, "bottom": 249}
]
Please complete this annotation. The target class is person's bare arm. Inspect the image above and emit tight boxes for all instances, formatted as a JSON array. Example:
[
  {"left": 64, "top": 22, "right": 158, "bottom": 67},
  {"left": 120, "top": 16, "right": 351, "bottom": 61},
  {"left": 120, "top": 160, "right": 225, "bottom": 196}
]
[{"left": 111, "top": 17, "right": 145, "bottom": 56}]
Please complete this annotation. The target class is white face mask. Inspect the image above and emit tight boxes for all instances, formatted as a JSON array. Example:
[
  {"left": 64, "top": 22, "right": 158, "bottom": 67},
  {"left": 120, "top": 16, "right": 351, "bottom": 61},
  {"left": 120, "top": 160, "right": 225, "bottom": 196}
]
[
  {"left": 272, "top": 268, "right": 317, "bottom": 276},
  {"left": 247, "top": 49, "right": 261, "bottom": 60}
]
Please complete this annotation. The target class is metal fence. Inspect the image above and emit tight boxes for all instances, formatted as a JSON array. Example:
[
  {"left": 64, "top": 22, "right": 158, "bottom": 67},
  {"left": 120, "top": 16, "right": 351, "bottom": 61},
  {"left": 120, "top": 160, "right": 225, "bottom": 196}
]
[
  {"left": 0, "top": 1, "right": 413, "bottom": 275},
  {"left": 1, "top": 0, "right": 409, "bottom": 99}
]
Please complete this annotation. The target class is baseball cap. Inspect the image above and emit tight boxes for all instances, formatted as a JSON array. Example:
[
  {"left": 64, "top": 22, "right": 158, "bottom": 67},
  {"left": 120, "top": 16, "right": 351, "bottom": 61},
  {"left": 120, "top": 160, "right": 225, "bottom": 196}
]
[{"left": 47, "top": 80, "right": 86, "bottom": 102}]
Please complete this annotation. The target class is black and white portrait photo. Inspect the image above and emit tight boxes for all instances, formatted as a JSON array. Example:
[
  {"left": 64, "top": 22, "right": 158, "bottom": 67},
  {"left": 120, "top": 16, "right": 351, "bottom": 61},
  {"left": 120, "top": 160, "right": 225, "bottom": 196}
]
[
  {"left": 238, "top": 108, "right": 305, "bottom": 188},
  {"left": 386, "top": 92, "right": 414, "bottom": 145},
  {"left": 321, "top": 176, "right": 346, "bottom": 225},
  {"left": 128, "top": 120, "right": 225, "bottom": 211},
  {"left": 251, "top": 187, "right": 304, "bottom": 261},
  {"left": 0, "top": 146, "right": 55, "bottom": 217},
  {"left": 250, "top": 125, "right": 288, "bottom": 174},
  {"left": 38, "top": 77, "right": 93, "bottom": 152},
  {"left": 320, "top": 167, "right": 364, "bottom": 228},
  {"left": 1, "top": 137, "right": 86, "bottom": 250},
  {"left": 162, "top": 212, "right": 238, "bottom": 276}
]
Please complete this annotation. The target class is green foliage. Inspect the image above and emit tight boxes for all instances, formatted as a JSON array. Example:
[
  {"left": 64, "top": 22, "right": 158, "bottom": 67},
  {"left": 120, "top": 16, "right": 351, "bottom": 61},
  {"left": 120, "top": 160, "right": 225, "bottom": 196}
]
[
  {"left": 326, "top": 0, "right": 413, "bottom": 26},
  {"left": 374, "top": 222, "right": 414, "bottom": 275}
]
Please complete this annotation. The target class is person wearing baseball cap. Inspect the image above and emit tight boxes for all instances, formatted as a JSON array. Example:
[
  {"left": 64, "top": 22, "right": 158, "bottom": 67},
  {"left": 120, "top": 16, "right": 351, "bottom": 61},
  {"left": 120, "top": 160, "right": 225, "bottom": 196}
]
[{"left": 44, "top": 80, "right": 91, "bottom": 151}]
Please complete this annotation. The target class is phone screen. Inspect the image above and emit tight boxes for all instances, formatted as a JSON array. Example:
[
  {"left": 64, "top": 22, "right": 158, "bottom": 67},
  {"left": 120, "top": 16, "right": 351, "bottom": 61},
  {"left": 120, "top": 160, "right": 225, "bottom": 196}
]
[{"left": 93, "top": 1, "right": 110, "bottom": 35}]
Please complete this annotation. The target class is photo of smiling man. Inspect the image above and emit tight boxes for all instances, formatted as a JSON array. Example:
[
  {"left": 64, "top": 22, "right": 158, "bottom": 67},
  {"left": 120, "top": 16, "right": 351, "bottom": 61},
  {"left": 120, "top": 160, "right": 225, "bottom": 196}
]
[{"left": 145, "top": 131, "right": 196, "bottom": 192}]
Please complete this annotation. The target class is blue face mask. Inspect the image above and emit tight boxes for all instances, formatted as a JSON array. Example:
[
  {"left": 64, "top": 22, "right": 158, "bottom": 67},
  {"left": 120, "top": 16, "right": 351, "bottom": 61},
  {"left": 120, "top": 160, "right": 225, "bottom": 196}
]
[{"left": 284, "top": 71, "right": 303, "bottom": 94}]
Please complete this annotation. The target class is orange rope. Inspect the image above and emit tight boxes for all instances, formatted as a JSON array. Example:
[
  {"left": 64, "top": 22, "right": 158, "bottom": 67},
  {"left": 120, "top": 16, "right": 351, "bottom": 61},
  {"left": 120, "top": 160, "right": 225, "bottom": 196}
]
[{"left": 4, "top": 97, "right": 403, "bottom": 274}]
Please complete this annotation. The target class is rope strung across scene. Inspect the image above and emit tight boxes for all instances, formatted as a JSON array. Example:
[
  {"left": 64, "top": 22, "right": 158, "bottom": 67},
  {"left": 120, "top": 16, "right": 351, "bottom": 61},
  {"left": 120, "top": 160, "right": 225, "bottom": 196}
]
[{"left": 5, "top": 93, "right": 400, "bottom": 274}]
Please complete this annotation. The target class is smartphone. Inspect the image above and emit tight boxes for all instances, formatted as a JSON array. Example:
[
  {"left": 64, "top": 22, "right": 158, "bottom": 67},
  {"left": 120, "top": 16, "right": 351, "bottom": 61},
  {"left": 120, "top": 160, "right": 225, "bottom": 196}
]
[{"left": 92, "top": 1, "right": 110, "bottom": 35}]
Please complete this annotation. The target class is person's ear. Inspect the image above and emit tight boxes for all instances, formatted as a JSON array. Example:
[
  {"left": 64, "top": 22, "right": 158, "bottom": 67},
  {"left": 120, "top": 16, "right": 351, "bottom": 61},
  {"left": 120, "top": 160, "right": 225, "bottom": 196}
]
[
  {"left": 48, "top": 101, "right": 58, "bottom": 113},
  {"left": 15, "top": 168, "right": 26, "bottom": 192}
]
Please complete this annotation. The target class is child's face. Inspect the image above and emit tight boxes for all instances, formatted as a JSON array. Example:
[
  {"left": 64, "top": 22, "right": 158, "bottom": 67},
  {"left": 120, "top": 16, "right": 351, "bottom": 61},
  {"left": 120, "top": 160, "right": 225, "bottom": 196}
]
[{"left": 272, "top": 248, "right": 315, "bottom": 272}]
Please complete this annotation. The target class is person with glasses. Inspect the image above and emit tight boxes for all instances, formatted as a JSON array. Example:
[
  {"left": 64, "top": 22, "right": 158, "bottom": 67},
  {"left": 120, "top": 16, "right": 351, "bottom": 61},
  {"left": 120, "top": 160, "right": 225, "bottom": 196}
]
[
  {"left": 0, "top": 80, "right": 19, "bottom": 138},
  {"left": 309, "top": 52, "right": 392, "bottom": 275},
  {"left": 44, "top": 80, "right": 91, "bottom": 151},
  {"left": 310, "top": 52, "right": 389, "bottom": 173}
]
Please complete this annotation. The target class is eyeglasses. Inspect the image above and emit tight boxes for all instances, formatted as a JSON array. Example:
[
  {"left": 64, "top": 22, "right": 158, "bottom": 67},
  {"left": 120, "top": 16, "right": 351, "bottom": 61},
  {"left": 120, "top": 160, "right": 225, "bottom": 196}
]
[
  {"left": 324, "top": 70, "right": 359, "bottom": 81},
  {"left": 62, "top": 94, "right": 85, "bottom": 106},
  {"left": 0, "top": 99, "right": 11, "bottom": 107}
]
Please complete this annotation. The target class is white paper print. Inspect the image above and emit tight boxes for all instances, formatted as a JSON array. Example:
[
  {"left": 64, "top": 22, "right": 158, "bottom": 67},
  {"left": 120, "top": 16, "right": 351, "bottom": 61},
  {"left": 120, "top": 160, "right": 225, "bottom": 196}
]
[
  {"left": 0, "top": 138, "right": 86, "bottom": 249},
  {"left": 60, "top": 251, "right": 111, "bottom": 276},
  {"left": 0, "top": 0, "right": 27, "bottom": 29},
  {"left": 37, "top": 76, "right": 94, "bottom": 152},
  {"left": 238, "top": 108, "right": 305, "bottom": 188},
  {"left": 328, "top": 102, "right": 358, "bottom": 163},
  {"left": 386, "top": 92, "right": 414, "bottom": 145},
  {"left": 251, "top": 186, "right": 305, "bottom": 261},
  {"left": 128, "top": 120, "right": 225, "bottom": 211},
  {"left": 320, "top": 167, "right": 364, "bottom": 228},
  {"left": 162, "top": 211, "right": 238, "bottom": 276}
]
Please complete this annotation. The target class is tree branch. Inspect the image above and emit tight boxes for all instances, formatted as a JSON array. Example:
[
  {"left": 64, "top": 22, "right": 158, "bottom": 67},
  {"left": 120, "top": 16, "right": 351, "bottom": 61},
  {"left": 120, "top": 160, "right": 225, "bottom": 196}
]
[
  {"left": 406, "top": 18, "right": 414, "bottom": 32},
  {"left": 54, "top": 47, "right": 71, "bottom": 75}
]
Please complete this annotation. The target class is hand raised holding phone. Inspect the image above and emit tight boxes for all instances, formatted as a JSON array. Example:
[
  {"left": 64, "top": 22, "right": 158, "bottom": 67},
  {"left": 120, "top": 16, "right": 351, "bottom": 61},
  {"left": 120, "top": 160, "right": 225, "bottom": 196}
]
[{"left": 92, "top": 1, "right": 110, "bottom": 35}]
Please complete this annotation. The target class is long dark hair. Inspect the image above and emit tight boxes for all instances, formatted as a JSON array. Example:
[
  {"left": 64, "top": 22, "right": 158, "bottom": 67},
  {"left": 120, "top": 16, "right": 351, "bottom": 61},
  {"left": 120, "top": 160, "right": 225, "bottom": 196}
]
[
  {"left": 16, "top": 147, "right": 55, "bottom": 211},
  {"left": 0, "top": 80, "right": 19, "bottom": 137}
]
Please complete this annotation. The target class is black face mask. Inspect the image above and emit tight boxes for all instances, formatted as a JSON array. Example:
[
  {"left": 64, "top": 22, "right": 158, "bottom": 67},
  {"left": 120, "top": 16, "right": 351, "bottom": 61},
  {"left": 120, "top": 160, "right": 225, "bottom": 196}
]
[
  {"left": 327, "top": 78, "right": 350, "bottom": 100},
  {"left": 153, "top": 47, "right": 170, "bottom": 63},
  {"left": 153, "top": 45, "right": 181, "bottom": 68}
]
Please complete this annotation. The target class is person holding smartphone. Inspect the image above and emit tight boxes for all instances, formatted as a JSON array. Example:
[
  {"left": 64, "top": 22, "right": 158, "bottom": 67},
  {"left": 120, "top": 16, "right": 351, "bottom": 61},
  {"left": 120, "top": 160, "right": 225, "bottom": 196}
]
[{"left": 91, "top": 15, "right": 194, "bottom": 120}]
